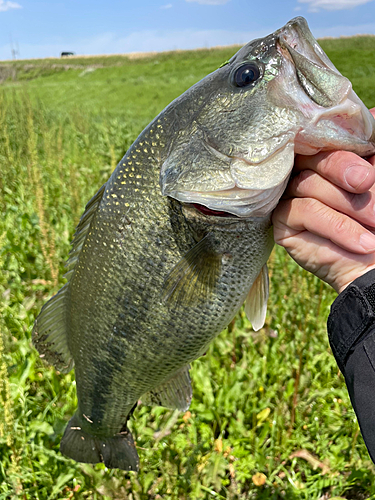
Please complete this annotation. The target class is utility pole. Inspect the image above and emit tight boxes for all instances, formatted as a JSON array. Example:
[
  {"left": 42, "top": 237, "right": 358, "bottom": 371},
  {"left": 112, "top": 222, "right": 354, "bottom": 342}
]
[{"left": 9, "top": 33, "right": 19, "bottom": 60}]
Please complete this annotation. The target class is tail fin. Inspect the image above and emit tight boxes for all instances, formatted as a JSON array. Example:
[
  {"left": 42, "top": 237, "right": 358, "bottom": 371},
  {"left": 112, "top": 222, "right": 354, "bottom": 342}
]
[{"left": 60, "top": 414, "right": 139, "bottom": 471}]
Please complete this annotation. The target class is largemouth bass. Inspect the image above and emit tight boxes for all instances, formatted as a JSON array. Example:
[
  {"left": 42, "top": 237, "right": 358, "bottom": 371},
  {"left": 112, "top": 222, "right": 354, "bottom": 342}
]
[{"left": 33, "top": 17, "right": 375, "bottom": 471}]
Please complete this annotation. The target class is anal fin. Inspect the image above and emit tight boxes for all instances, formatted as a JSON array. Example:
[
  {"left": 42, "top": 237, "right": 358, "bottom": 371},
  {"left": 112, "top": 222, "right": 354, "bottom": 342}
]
[
  {"left": 142, "top": 365, "right": 192, "bottom": 412},
  {"left": 245, "top": 264, "right": 269, "bottom": 332}
]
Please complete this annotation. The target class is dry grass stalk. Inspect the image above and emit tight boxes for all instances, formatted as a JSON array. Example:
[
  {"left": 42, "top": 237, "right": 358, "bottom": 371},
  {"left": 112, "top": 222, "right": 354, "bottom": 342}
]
[
  {"left": 26, "top": 105, "right": 59, "bottom": 287},
  {"left": 0, "top": 331, "right": 13, "bottom": 448}
]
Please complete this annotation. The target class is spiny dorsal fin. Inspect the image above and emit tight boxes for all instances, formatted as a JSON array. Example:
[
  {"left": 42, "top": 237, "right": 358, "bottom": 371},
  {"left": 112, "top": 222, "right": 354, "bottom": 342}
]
[
  {"left": 245, "top": 264, "right": 269, "bottom": 332},
  {"left": 162, "top": 233, "right": 221, "bottom": 307},
  {"left": 142, "top": 365, "right": 192, "bottom": 411},
  {"left": 33, "top": 184, "right": 106, "bottom": 372},
  {"left": 64, "top": 183, "right": 106, "bottom": 280}
]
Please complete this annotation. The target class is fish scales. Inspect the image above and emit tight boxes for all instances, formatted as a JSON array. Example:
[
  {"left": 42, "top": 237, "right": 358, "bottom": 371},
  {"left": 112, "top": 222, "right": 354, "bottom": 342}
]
[
  {"left": 33, "top": 16, "right": 375, "bottom": 471},
  {"left": 64, "top": 113, "right": 273, "bottom": 437}
]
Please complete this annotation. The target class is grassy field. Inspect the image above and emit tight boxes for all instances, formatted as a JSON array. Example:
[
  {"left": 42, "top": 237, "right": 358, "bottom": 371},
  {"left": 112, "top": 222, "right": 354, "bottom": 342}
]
[{"left": 1, "top": 36, "right": 375, "bottom": 500}]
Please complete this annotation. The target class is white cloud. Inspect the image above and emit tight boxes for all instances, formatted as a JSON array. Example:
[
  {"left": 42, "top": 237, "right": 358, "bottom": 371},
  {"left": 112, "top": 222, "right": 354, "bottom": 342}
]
[
  {"left": 185, "top": 0, "right": 230, "bottom": 5},
  {"left": 0, "top": 0, "right": 21, "bottom": 12},
  {"left": 298, "top": 0, "right": 374, "bottom": 11},
  {"left": 160, "top": 3, "right": 172, "bottom": 8}
]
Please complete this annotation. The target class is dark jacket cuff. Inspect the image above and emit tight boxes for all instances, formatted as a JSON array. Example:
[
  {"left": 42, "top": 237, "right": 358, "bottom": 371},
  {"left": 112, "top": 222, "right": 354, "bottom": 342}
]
[
  {"left": 327, "top": 269, "right": 375, "bottom": 373},
  {"left": 327, "top": 268, "right": 375, "bottom": 464}
]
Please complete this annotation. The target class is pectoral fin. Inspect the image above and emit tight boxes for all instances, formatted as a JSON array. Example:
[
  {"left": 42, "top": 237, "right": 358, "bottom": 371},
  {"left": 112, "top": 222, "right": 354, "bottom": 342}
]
[
  {"left": 142, "top": 365, "right": 192, "bottom": 412},
  {"left": 162, "top": 233, "right": 221, "bottom": 307},
  {"left": 245, "top": 264, "right": 269, "bottom": 332}
]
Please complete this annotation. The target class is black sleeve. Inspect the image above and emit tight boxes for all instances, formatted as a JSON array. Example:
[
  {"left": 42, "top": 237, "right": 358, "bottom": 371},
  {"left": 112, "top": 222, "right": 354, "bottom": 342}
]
[{"left": 327, "top": 268, "right": 375, "bottom": 463}]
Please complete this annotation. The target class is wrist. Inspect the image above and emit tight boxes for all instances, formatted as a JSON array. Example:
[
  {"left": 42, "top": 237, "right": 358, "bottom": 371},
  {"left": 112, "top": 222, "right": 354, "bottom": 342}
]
[
  {"left": 328, "top": 268, "right": 375, "bottom": 372},
  {"left": 337, "top": 264, "right": 375, "bottom": 294}
]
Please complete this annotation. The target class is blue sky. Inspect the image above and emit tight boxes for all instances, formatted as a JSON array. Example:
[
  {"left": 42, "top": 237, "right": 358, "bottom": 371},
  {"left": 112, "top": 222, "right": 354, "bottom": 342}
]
[{"left": 0, "top": 0, "right": 375, "bottom": 60}]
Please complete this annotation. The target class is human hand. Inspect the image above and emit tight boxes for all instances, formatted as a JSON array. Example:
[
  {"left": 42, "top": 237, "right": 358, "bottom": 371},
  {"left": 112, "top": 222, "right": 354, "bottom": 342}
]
[{"left": 272, "top": 108, "right": 375, "bottom": 294}]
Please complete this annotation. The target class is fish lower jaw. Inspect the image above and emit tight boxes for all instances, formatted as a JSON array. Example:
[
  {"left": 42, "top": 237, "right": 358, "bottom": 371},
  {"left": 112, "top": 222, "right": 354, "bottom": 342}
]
[
  {"left": 168, "top": 180, "right": 289, "bottom": 218},
  {"left": 295, "top": 91, "right": 375, "bottom": 155}
]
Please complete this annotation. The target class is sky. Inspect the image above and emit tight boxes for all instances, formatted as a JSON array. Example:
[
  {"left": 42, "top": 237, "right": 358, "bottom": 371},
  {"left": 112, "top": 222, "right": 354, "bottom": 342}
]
[{"left": 0, "top": 0, "right": 375, "bottom": 60}]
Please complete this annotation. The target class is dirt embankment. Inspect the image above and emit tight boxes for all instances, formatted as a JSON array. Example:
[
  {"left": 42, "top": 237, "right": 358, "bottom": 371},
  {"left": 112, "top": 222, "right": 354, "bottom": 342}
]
[{"left": 0, "top": 65, "right": 17, "bottom": 83}]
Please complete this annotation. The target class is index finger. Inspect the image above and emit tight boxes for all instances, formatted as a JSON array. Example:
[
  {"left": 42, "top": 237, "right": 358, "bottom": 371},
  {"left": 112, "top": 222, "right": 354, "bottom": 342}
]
[
  {"left": 294, "top": 108, "right": 375, "bottom": 194},
  {"left": 294, "top": 151, "right": 375, "bottom": 194}
]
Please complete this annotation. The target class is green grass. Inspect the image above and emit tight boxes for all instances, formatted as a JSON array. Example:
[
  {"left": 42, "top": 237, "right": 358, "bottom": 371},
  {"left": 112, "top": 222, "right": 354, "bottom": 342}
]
[{"left": 1, "top": 38, "right": 375, "bottom": 499}]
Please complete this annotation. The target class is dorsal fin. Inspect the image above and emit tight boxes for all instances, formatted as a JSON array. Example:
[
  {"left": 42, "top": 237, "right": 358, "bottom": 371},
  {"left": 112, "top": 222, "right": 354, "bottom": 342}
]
[
  {"left": 32, "top": 184, "right": 106, "bottom": 372},
  {"left": 64, "top": 184, "right": 106, "bottom": 280}
]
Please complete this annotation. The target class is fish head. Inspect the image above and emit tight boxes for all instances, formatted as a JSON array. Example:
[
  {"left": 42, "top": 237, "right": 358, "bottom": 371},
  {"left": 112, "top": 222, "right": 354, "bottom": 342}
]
[{"left": 160, "top": 16, "right": 375, "bottom": 218}]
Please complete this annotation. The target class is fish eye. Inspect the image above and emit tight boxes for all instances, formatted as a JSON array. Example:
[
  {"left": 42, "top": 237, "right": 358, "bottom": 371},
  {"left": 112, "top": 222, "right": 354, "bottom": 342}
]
[{"left": 232, "top": 62, "right": 262, "bottom": 88}]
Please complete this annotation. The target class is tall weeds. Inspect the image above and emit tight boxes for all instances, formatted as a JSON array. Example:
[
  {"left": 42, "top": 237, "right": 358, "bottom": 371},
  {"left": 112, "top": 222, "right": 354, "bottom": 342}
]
[{"left": 25, "top": 102, "right": 59, "bottom": 287}]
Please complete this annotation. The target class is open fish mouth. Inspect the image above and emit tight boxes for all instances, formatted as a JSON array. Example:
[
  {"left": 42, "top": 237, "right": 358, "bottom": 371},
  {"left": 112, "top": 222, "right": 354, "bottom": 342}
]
[{"left": 275, "top": 17, "right": 375, "bottom": 153}]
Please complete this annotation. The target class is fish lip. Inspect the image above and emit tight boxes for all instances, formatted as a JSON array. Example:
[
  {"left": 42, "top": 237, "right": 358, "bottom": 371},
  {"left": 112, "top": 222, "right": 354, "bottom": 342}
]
[
  {"left": 276, "top": 30, "right": 332, "bottom": 75},
  {"left": 275, "top": 37, "right": 352, "bottom": 109},
  {"left": 275, "top": 17, "right": 341, "bottom": 80},
  {"left": 275, "top": 17, "right": 334, "bottom": 68}
]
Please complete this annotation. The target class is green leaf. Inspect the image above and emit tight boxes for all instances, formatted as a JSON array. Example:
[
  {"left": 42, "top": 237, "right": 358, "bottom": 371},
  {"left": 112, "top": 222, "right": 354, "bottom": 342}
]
[{"left": 256, "top": 407, "right": 271, "bottom": 425}]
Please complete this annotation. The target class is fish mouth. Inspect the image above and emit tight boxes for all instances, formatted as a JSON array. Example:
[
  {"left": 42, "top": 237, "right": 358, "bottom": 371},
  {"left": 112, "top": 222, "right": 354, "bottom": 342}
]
[
  {"left": 274, "top": 17, "right": 375, "bottom": 152},
  {"left": 276, "top": 19, "right": 351, "bottom": 109},
  {"left": 161, "top": 17, "right": 375, "bottom": 219},
  {"left": 276, "top": 17, "right": 338, "bottom": 75}
]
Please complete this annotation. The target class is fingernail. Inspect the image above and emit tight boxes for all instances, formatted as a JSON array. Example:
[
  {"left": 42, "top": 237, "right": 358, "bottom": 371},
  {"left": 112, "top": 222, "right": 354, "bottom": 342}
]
[
  {"left": 360, "top": 232, "right": 375, "bottom": 251},
  {"left": 344, "top": 165, "right": 370, "bottom": 189}
]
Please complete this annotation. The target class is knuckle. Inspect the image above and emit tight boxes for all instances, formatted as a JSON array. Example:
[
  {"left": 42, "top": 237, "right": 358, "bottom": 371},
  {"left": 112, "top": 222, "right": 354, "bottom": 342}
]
[
  {"left": 272, "top": 199, "right": 291, "bottom": 223},
  {"left": 294, "top": 169, "right": 315, "bottom": 193},
  {"left": 273, "top": 225, "right": 285, "bottom": 245},
  {"left": 319, "top": 151, "right": 341, "bottom": 175},
  {"left": 331, "top": 213, "right": 351, "bottom": 237},
  {"left": 303, "top": 197, "right": 320, "bottom": 214}
]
